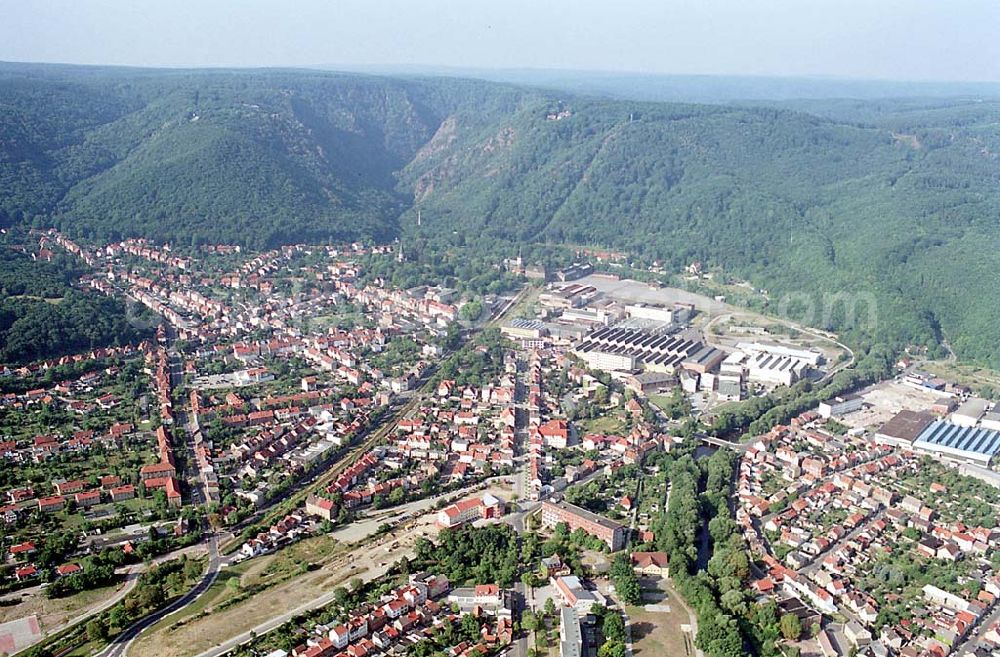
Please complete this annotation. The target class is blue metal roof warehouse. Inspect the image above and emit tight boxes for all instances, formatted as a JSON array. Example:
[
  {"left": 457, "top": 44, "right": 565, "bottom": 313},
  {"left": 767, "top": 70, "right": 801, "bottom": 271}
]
[{"left": 911, "top": 420, "right": 1000, "bottom": 466}]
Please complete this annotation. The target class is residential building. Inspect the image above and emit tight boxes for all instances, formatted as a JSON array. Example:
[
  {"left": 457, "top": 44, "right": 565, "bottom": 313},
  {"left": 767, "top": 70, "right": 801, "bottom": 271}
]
[
  {"left": 541, "top": 501, "right": 626, "bottom": 551},
  {"left": 559, "top": 606, "right": 582, "bottom": 657},
  {"left": 631, "top": 551, "right": 669, "bottom": 577}
]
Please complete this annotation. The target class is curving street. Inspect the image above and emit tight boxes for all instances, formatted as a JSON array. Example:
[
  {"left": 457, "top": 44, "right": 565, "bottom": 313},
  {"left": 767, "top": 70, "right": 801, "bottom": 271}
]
[{"left": 97, "top": 535, "right": 222, "bottom": 657}]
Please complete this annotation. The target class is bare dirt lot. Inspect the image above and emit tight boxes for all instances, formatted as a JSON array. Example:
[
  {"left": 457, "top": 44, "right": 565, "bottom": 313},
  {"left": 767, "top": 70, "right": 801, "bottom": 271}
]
[
  {"left": 843, "top": 379, "right": 948, "bottom": 430},
  {"left": 577, "top": 274, "right": 728, "bottom": 315}
]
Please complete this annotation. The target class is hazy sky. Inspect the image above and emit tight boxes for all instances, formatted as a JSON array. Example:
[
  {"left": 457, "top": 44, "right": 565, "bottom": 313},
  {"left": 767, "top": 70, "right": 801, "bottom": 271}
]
[{"left": 2, "top": 0, "right": 998, "bottom": 82}]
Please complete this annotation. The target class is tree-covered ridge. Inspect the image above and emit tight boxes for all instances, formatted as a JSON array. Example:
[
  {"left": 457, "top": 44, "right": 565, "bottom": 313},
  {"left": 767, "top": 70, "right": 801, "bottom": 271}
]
[
  {"left": 0, "top": 65, "right": 540, "bottom": 247},
  {"left": 0, "top": 290, "right": 151, "bottom": 365},
  {"left": 0, "top": 230, "right": 153, "bottom": 364},
  {"left": 0, "top": 63, "right": 998, "bottom": 365},
  {"left": 401, "top": 98, "right": 1000, "bottom": 367}
]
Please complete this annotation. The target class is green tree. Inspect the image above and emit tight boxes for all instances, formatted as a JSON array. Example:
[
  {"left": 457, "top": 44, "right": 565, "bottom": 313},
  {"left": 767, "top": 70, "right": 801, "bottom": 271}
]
[
  {"left": 598, "top": 640, "right": 626, "bottom": 657},
  {"left": 109, "top": 606, "right": 129, "bottom": 629},
  {"left": 87, "top": 618, "right": 109, "bottom": 642},
  {"left": 184, "top": 558, "right": 203, "bottom": 580},
  {"left": 522, "top": 610, "right": 539, "bottom": 632},
  {"left": 460, "top": 299, "right": 483, "bottom": 322},
  {"left": 461, "top": 614, "right": 481, "bottom": 641},
  {"left": 602, "top": 612, "right": 625, "bottom": 643},
  {"left": 780, "top": 614, "right": 802, "bottom": 641}
]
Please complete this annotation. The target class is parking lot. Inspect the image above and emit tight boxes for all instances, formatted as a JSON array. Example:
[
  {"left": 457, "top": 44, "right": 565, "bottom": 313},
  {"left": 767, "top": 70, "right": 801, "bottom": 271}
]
[{"left": 191, "top": 372, "right": 253, "bottom": 390}]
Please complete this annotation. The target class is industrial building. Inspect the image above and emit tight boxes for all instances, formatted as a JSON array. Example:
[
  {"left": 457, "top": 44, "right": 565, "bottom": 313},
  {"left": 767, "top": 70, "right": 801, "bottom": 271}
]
[
  {"left": 951, "top": 398, "right": 989, "bottom": 428},
  {"left": 736, "top": 342, "right": 823, "bottom": 367},
  {"left": 717, "top": 374, "right": 743, "bottom": 401},
  {"left": 721, "top": 346, "right": 812, "bottom": 388},
  {"left": 911, "top": 420, "right": 1000, "bottom": 467},
  {"left": 747, "top": 352, "right": 808, "bottom": 387},
  {"left": 875, "top": 410, "right": 935, "bottom": 447},
  {"left": 500, "top": 318, "right": 548, "bottom": 340},
  {"left": 556, "top": 263, "right": 594, "bottom": 282},
  {"left": 576, "top": 350, "right": 636, "bottom": 372},
  {"left": 572, "top": 327, "right": 703, "bottom": 373},
  {"left": 623, "top": 371, "right": 675, "bottom": 395},
  {"left": 559, "top": 308, "right": 612, "bottom": 326},
  {"left": 625, "top": 303, "right": 674, "bottom": 325},
  {"left": 818, "top": 394, "right": 863, "bottom": 418},
  {"left": 681, "top": 345, "right": 727, "bottom": 374},
  {"left": 720, "top": 350, "right": 747, "bottom": 374},
  {"left": 539, "top": 283, "right": 598, "bottom": 308}
]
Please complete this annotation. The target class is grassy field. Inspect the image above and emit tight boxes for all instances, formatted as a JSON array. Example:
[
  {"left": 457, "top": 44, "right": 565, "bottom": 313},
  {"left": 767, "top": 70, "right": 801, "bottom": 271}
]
[
  {"left": 139, "top": 535, "right": 344, "bottom": 636},
  {"left": 647, "top": 394, "right": 683, "bottom": 416},
  {"left": 577, "top": 415, "right": 626, "bottom": 436},
  {"left": 923, "top": 359, "right": 1000, "bottom": 394},
  {"left": 0, "top": 582, "right": 122, "bottom": 631},
  {"left": 128, "top": 535, "right": 362, "bottom": 657},
  {"left": 65, "top": 637, "right": 103, "bottom": 656},
  {"left": 627, "top": 579, "right": 696, "bottom": 657}
]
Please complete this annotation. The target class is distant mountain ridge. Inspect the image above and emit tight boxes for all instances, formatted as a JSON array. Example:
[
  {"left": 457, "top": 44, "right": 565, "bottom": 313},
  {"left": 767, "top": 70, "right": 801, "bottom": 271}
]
[
  {"left": 347, "top": 66, "right": 1000, "bottom": 104},
  {"left": 0, "top": 64, "right": 541, "bottom": 246},
  {"left": 0, "top": 63, "right": 998, "bottom": 367}
]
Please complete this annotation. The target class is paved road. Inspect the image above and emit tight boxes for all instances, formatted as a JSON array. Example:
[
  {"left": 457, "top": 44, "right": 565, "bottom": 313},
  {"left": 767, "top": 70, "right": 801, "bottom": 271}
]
[
  {"left": 97, "top": 535, "right": 221, "bottom": 657},
  {"left": 953, "top": 597, "right": 1000, "bottom": 654},
  {"left": 188, "top": 529, "right": 424, "bottom": 657},
  {"left": 508, "top": 582, "right": 529, "bottom": 657},
  {"left": 91, "top": 285, "right": 533, "bottom": 656},
  {"left": 53, "top": 565, "right": 142, "bottom": 635}
]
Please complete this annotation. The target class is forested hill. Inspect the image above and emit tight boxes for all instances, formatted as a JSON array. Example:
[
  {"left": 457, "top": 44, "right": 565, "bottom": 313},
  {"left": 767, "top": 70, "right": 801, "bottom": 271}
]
[
  {"left": 1, "top": 63, "right": 999, "bottom": 367},
  {"left": 0, "top": 63, "right": 539, "bottom": 247},
  {"left": 400, "top": 96, "right": 1000, "bottom": 367}
]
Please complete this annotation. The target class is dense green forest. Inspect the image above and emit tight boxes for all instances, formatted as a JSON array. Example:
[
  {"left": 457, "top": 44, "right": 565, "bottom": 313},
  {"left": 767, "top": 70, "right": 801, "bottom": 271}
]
[
  {"left": 0, "top": 230, "right": 152, "bottom": 363},
  {"left": 0, "top": 291, "right": 150, "bottom": 364},
  {"left": 1, "top": 63, "right": 998, "bottom": 365},
  {"left": 0, "top": 63, "right": 537, "bottom": 247},
  {"left": 400, "top": 97, "right": 1000, "bottom": 366}
]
